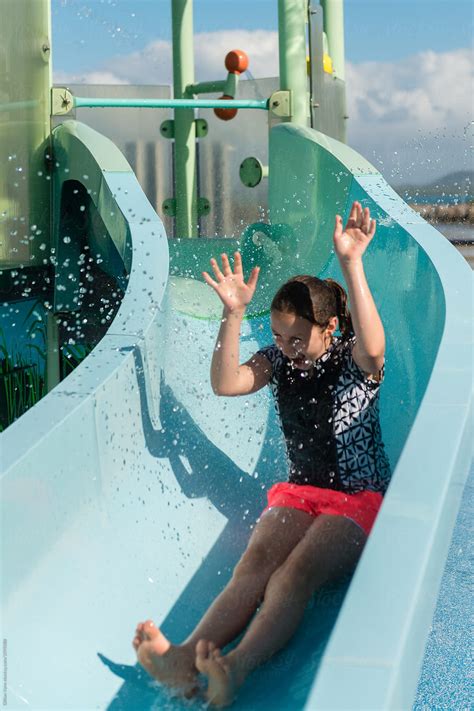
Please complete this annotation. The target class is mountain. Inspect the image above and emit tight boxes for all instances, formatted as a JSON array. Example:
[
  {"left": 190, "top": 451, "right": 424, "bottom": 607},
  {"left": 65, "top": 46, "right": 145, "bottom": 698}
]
[{"left": 395, "top": 171, "right": 473, "bottom": 200}]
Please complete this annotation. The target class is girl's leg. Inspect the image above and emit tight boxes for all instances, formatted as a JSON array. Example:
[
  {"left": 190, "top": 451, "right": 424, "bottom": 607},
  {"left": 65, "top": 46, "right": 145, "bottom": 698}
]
[
  {"left": 196, "top": 514, "right": 367, "bottom": 707},
  {"left": 133, "top": 506, "right": 315, "bottom": 693},
  {"left": 182, "top": 506, "right": 315, "bottom": 650}
]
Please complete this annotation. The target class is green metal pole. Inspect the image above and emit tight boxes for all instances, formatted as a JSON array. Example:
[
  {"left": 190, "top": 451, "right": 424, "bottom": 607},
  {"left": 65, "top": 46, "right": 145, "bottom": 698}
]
[
  {"left": 171, "top": 0, "right": 198, "bottom": 237},
  {"left": 72, "top": 96, "right": 268, "bottom": 110},
  {"left": 45, "top": 0, "right": 61, "bottom": 391},
  {"left": 184, "top": 80, "right": 226, "bottom": 96},
  {"left": 278, "top": 0, "right": 310, "bottom": 125},
  {"left": 46, "top": 309, "right": 60, "bottom": 392},
  {"left": 320, "top": 0, "right": 345, "bottom": 81}
]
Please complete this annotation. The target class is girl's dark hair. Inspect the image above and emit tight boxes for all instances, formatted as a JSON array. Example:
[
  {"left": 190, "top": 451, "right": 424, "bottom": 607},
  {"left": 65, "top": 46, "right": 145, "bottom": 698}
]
[{"left": 270, "top": 275, "right": 354, "bottom": 339}]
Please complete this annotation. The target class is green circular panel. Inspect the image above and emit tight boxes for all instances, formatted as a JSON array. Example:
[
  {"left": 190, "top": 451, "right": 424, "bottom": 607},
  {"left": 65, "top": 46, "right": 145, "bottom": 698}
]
[{"left": 239, "top": 157, "right": 263, "bottom": 188}]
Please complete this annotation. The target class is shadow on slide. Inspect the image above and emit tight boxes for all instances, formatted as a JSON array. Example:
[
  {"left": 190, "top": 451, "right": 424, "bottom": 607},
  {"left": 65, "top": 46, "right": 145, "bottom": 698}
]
[{"left": 97, "top": 346, "right": 353, "bottom": 710}]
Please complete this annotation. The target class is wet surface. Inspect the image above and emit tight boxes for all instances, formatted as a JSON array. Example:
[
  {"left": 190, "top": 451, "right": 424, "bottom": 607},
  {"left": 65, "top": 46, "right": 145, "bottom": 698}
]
[{"left": 413, "top": 462, "right": 473, "bottom": 710}]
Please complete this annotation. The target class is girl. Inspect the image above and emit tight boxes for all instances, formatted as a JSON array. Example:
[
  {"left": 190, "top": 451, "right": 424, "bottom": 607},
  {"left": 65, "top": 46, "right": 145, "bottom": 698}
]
[{"left": 132, "top": 201, "right": 390, "bottom": 707}]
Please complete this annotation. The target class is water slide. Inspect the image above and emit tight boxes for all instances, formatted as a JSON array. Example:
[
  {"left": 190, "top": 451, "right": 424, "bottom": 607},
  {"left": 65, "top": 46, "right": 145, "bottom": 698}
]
[{"left": 2, "top": 111, "right": 472, "bottom": 710}]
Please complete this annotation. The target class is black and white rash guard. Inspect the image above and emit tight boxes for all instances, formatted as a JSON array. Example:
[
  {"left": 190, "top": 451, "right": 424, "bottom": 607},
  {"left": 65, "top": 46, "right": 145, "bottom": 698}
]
[{"left": 257, "top": 336, "right": 391, "bottom": 495}]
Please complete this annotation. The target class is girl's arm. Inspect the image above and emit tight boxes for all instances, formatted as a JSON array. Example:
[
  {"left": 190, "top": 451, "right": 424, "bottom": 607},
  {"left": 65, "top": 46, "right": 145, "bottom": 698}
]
[
  {"left": 203, "top": 252, "right": 271, "bottom": 396},
  {"left": 334, "top": 202, "right": 385, "bottom": 376}
]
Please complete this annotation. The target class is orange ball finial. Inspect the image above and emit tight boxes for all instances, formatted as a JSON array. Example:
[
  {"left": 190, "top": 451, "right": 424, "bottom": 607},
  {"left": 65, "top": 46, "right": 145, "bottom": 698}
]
[
  {"left": 214, "top": 95, "right": 238, "bottom": 121},
  {"left": 225, "top": 49, "right": 249, "bottom": 75}
]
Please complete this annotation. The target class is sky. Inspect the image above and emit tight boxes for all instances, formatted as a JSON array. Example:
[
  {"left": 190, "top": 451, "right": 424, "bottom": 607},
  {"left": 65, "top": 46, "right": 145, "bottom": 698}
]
[{"left": 52, "top": 0, "right": 474, "bottom": 186}]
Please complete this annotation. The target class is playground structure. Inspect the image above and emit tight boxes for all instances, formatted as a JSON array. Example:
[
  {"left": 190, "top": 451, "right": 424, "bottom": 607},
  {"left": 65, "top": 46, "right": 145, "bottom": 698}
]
[{"left": 1, "top": 1, "right": 472, "bottom": 709}]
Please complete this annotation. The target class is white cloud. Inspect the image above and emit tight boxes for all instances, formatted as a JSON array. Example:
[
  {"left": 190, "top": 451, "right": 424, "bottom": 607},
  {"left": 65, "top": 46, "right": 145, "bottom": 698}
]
[
  {"left": 347, "top": 48, "right": 472, "bottom": 132},
  {"left": 54, "top": 30, "right": 279, "bottom": 86},
  {"left": 54, "top": 70, "right": 130, "bottom": 85},
  {"left": 100, "top": 30, "right": 278, "bottom": 84},
  {"left": 103, "top": 39, "right": 173, "bottom": 84},
  {"left": 345, "top": 48, "right": 473, "bottom": 182},
  {"left": 100, "top": 30, "right": 279, "bottom": 84},
  {"left": 193, "top": 30, "right": 279, "bottom": 81}
]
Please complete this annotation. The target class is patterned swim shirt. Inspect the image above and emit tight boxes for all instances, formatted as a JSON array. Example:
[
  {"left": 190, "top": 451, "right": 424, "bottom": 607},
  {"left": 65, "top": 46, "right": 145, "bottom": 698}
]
[{"left": 257, "top": 336, "right": 391, "bottom": 494}]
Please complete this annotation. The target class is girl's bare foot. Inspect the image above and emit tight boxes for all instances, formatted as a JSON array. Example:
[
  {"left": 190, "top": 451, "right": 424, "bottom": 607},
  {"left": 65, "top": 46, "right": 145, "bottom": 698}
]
[
  {"left": 132, "top": 620, "right": 199, "bottom": 697},
  {"left": 195, "top": 639, "right": 246, "bottom": 708}
]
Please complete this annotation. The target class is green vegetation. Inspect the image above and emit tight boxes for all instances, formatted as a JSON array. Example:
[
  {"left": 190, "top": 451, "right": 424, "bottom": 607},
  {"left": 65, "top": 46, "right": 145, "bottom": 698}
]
[
  {"left": 0, "top": 301, "right": 92, "bottom": 432},
  {"left": 0, "top": 332, "right": 46, "bottom": 433}
]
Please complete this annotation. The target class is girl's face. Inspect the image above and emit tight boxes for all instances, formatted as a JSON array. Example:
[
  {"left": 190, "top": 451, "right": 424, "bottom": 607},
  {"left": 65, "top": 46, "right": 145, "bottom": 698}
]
[{"left": 270, "top": 310, "right": 338, "bottom": 370}]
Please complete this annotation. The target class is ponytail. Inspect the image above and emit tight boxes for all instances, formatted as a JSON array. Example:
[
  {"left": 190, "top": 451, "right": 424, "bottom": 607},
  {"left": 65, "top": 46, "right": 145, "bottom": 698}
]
[{"left": 324, "top": 278, "right": 354, "bottom": 340}]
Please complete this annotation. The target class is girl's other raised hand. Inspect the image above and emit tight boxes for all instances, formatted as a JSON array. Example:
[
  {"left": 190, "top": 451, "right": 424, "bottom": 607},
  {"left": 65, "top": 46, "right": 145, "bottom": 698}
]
[
  {"left": 202, "top": 252, "right": 260, "bottom": 314},
  {"left": 333, "top": 201, "right": 376, "bottom": 264}
]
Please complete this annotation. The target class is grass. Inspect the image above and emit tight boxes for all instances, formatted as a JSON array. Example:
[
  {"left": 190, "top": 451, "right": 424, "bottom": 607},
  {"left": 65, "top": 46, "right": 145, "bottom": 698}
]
[
  {"left": 0, "top": 300, "right": 93, "bottom": 431},
  {"left": 0, "top": 328, "right": 46, "bottom": 432}
]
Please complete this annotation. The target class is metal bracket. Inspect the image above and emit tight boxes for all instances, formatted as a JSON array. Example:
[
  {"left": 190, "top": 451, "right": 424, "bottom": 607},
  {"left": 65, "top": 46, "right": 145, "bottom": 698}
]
[
  {"left": 195, "top": 118, "right": 208, "bottom": 138},
  {"left": 160, "top": 120, "right": 174, "bottom": 139},
  {"left": 41, "top": 38, "right": 51, "bottom": 63},
  {"left": 51, "top": 87, "right": 74, "bottom": 116},
  {"left": 161, "top": 118, "right": 208, "bottom": 139},
  {"left": 162, "top": 198, "right": 176, "bottom": 217},
  {"left": 223, "top": 72, "right": 238, "bottom": 98},
  {"left": 269, "top": 91, "right": 291, "bottom": 118},
  {"left": 198, "top": 198, "right": 211, "bottom": 216},
  {"left": 162, "top": 197, "right": 210, "bottom": 218}
]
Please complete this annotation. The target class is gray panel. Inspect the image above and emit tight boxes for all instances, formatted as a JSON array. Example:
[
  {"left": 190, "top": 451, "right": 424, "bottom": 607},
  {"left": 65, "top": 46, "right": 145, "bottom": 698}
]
[
  {"left": 198, "top": 77, "right": 279, "bottom": 238},
  {"left": 308, "top": 2, "right": 347, "bottom": 142}
]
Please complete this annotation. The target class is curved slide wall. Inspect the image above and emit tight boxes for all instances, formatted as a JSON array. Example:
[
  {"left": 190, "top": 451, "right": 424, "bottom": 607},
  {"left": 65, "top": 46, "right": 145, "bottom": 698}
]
[
  {"left": 1, "top": 122, "right": 472, "bottom": 710},
  {"left": 268, "top": 126, "right": 472, "bottom": 710}
]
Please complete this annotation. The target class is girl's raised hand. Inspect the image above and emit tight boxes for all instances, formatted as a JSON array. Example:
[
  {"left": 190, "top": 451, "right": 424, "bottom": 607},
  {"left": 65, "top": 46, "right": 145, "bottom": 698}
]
[
  {"left": 333, "top": 201, "right": 376, "bottom": 263},
  {"left": 202, "top": 252, "right": 260, "bottom": 313}
]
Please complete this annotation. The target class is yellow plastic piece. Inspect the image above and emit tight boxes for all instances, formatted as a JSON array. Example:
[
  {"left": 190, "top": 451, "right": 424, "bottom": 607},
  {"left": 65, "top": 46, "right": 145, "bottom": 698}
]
[
  {"left": 306, "top": 54, "right": 333, "bottom": 75},
  {"left": 323, "top": 52, "right": 333, "bottom": 74}
]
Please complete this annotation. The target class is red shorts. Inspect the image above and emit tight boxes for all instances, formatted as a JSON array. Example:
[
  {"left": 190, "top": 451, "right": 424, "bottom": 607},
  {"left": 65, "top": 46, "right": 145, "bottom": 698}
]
[{"left": 263, "top": 482, "right": 383, "bottom": 537}]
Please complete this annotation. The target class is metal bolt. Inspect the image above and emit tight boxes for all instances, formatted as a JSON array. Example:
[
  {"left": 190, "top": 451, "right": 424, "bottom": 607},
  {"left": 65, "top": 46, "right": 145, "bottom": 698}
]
[
  {"left": 61, "top": 92, "right": 71, "bottom": 110},
  {"left": 272, "top": 101, "right": 280, "bottom": 108},
  {"left": 41, "top": 41, "right": 51, "bottom": 64}
]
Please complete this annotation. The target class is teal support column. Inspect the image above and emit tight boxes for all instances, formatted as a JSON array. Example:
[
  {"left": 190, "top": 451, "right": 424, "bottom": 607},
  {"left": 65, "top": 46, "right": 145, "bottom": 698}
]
[
  {"left": 0, "top": 0, "right": 51, "bottom": 268},
  {"left": 320, "top": 0, "right": 345, "bottom": 81},
  {"left": 171, "top": 0, "right": 198, "bottom": 237},
  {"left": 278, "top": 0, "right": 310, "bottom": 126},
  {"left": 0, "top": 0, "right": 59, "bottom": 392}
]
